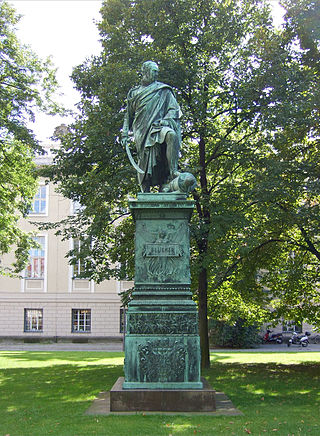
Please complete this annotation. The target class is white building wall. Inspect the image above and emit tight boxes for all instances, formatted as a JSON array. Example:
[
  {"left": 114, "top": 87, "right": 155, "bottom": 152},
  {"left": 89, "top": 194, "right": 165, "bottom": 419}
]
[
  {"left": 0, "top": 166, "right": 127, "bottom": 341},
  {"left": 0, "top": 294, "right": 122, "bottom": 338}
]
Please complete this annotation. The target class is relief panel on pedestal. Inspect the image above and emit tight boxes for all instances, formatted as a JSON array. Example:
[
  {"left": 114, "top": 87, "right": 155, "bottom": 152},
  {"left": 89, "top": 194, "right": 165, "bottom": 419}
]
[
  {"left": 128, "top": 312, "right": 198, "bottom": 335},
  {"left": 135, "top": 221, "right": 190, "bottom": 284}
]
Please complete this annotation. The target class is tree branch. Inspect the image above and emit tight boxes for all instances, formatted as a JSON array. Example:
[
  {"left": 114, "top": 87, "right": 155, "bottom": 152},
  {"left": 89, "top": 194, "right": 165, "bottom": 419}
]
[
  {"left": 215, "top": 238, "right": 283, "bottom": 289},
  {"left": 205, "top": 116, "right": 250, "bottom": 166},
  {"left": 299, "top": 226, "right": 320, "bottom": 261},
  {"left": 208, "top": 163, "right": 242, "bottom": 194}
]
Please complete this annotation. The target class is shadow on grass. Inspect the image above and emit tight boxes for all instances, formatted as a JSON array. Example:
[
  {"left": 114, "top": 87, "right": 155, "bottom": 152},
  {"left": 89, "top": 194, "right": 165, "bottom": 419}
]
[
  {"left": 203, "top": 360, "right": 320, "bottom": 414},
  {"left": 0, "top": 351, "right": 124, "bottom": 364},
  {"left": 0, "top": 362, "right": 124, "bottom": 433},
  {"left": 0, "top": 356, "right": 320, "bottom": 435}
]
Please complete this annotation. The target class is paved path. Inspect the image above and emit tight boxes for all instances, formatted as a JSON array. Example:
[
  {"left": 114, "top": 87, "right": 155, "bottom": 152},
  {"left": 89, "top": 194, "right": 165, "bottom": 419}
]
[
  {"left": 0, "top": 342, "right": 123, "bottom": 352},
  {"left": 0, "top": 342, "right": 320, "bottom": 352},
  {"left": 210, "top": 343, "right": 320, "bottom": 352}
]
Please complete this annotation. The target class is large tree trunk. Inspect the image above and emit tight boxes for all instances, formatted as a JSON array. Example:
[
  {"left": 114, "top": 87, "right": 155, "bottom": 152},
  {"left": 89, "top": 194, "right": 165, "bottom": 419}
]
[
  {"left": 196, "top": 135, "right": 210, "bottom": 369},
  {"left": 198, "top": 266, "right": 210, "bottom": 369}
]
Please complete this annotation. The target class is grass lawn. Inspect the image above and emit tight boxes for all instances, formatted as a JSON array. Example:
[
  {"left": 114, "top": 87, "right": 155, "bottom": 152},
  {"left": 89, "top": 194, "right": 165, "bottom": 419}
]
[{"left": 0, "top": 351, "right": 319, "bottom": 435}]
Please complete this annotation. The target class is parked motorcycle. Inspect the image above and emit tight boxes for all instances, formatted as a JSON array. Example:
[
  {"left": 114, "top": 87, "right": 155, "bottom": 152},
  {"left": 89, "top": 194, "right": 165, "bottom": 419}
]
[
  {"left": 287, "top": 331, "right": 311, "bottom": 347},
  {"left": 263, "top": 329, "right": 283, "bottom": 344}
]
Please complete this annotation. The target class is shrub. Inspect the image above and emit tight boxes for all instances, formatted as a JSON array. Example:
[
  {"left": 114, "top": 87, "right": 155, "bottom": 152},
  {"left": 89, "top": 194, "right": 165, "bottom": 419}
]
[{"left": 209, "top": 318, "right": 260, "bottom": 348}]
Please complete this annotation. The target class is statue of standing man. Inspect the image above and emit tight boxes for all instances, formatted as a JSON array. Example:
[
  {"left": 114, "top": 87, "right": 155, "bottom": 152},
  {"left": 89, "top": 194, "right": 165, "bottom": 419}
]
[{"left": 121, "top": 61, "right": 182, "bottom": 193}]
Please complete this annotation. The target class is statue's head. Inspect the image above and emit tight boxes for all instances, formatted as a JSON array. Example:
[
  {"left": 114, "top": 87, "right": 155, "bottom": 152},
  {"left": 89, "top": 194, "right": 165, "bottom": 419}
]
[{"left": 141, "top": 61, "right": 159, "bottom": 85}]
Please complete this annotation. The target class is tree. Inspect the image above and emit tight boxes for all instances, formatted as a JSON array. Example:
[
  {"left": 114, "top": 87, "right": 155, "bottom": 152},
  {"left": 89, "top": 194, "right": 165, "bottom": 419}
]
[
  {"left": 0, "top": 1, "right": 61, "bottom": 274},
  {"left": 281, "top": 0, "right": 320, "bottom": 73},
  {"left": 207, "top": 0, "right": 320, "bottom": 329},
  {"left": 252, "top": 0, "right": 320, "bottom": 327},
  {"left": 48, "top": 0, "right": 319, "bottom": 367}
]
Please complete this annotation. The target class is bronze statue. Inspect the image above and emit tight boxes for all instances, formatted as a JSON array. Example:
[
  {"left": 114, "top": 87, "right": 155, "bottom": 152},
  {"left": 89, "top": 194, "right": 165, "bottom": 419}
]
[{"left": 121, "top": 61, "right": 182, "bottom": 192}]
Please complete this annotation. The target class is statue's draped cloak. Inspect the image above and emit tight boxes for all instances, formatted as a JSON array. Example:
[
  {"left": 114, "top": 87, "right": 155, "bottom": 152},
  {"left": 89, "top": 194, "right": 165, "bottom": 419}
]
[{"left": 125, "top": 81, "right": 182, "bottom": 186}]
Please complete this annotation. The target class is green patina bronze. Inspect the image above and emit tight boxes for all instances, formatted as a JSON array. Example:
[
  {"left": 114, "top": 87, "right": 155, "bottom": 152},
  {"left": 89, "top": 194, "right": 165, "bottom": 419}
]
[
  {"left": 121, "top": 61, "right": 182, "bottom": 193},
  {"left": 121, "top": 63, "right": 200, "bottom": 390},
  {"left": 123, "top": 193, "right": 202, "bottom": 390}
]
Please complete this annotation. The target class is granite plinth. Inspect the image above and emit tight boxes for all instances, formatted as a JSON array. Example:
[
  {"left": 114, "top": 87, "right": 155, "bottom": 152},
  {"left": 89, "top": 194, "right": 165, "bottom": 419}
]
[{"left": 110, "top": 377, "right": 216, "bottom": 412}]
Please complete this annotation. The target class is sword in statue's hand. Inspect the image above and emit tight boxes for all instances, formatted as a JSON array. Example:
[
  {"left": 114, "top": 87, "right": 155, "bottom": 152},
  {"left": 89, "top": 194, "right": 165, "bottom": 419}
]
[{"left": 121, "top": 136, "right": 144, "bottom": 175}]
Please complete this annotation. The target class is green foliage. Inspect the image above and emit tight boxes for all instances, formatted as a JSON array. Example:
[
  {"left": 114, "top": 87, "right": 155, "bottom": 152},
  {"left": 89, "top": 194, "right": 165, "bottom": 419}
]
[
  {"left": 50, "top": 0, "right": 278, "bottom": 285},
  {"left": 0, "top": 142, "right": 37, "bottom": 274},
  {"left": 0, "top": 1, "right": 61, "bottom": 273},
  {"left": 281, "top": 0, "right": 320, "bottom": 72},
  {"left": 208, "top": 318, "right": 260, "bottom": 348},
  {"left": 47, "top": 0, "right": 320, "bottom": 367}
]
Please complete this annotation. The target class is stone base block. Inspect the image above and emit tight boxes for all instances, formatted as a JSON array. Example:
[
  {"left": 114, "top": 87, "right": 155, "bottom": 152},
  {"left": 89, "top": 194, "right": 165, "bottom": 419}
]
[
  {"left": 110, "top": 377, "right": 216, "bottom": 412},
  {"left": 122, "top": 381, "right": 203, "bottom": 389}
]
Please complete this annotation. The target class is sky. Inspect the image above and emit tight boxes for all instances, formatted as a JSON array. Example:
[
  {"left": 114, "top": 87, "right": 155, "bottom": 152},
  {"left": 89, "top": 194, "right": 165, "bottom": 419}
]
[
  {"left": 9, "top": 0, "right": 285, "bottom": 145},
  {"left": 10, "top": 0, "right": 103, "bottom": 144}
]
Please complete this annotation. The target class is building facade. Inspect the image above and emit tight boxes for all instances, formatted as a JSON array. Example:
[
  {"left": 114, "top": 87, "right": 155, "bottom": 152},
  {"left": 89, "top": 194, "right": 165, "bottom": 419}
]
[{"left": 0, "top": 151, "right": 129, "bottom": 342}]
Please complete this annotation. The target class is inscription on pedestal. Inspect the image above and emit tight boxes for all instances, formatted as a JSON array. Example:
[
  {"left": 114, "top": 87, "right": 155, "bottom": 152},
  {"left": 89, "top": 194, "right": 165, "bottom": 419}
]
[
  {"left": 143, "top": 243, "right": 183, "bottom": 257},
  {"left": 136, "top": 222, "right": 190, "bottom": 284}
]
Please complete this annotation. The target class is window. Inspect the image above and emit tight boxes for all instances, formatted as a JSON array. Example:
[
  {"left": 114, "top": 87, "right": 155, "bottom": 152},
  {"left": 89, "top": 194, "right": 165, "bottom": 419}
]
[
  {"left": 72, "top": 239, "right": 85, "bottom": 278},
  {"left": 282, "top": 321, "right": 302, "bottom": 333},
  {"left": 24, "top": 309, "right": 43, "bottom": 332},
  {"left": 72, "top": 200, "right": 83, "bottom": 214},
  {"left": 26, "top": 236, "right": 46, "bottom": 279},
  {"left": 30, "top": 185, "right": 48, "bottom": 215},
  {"left": 72, "top": 309, "right": 91, "bottom": 333},
  {"left": 70, "top": 239, "right": 94, "bottom": 292}
]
